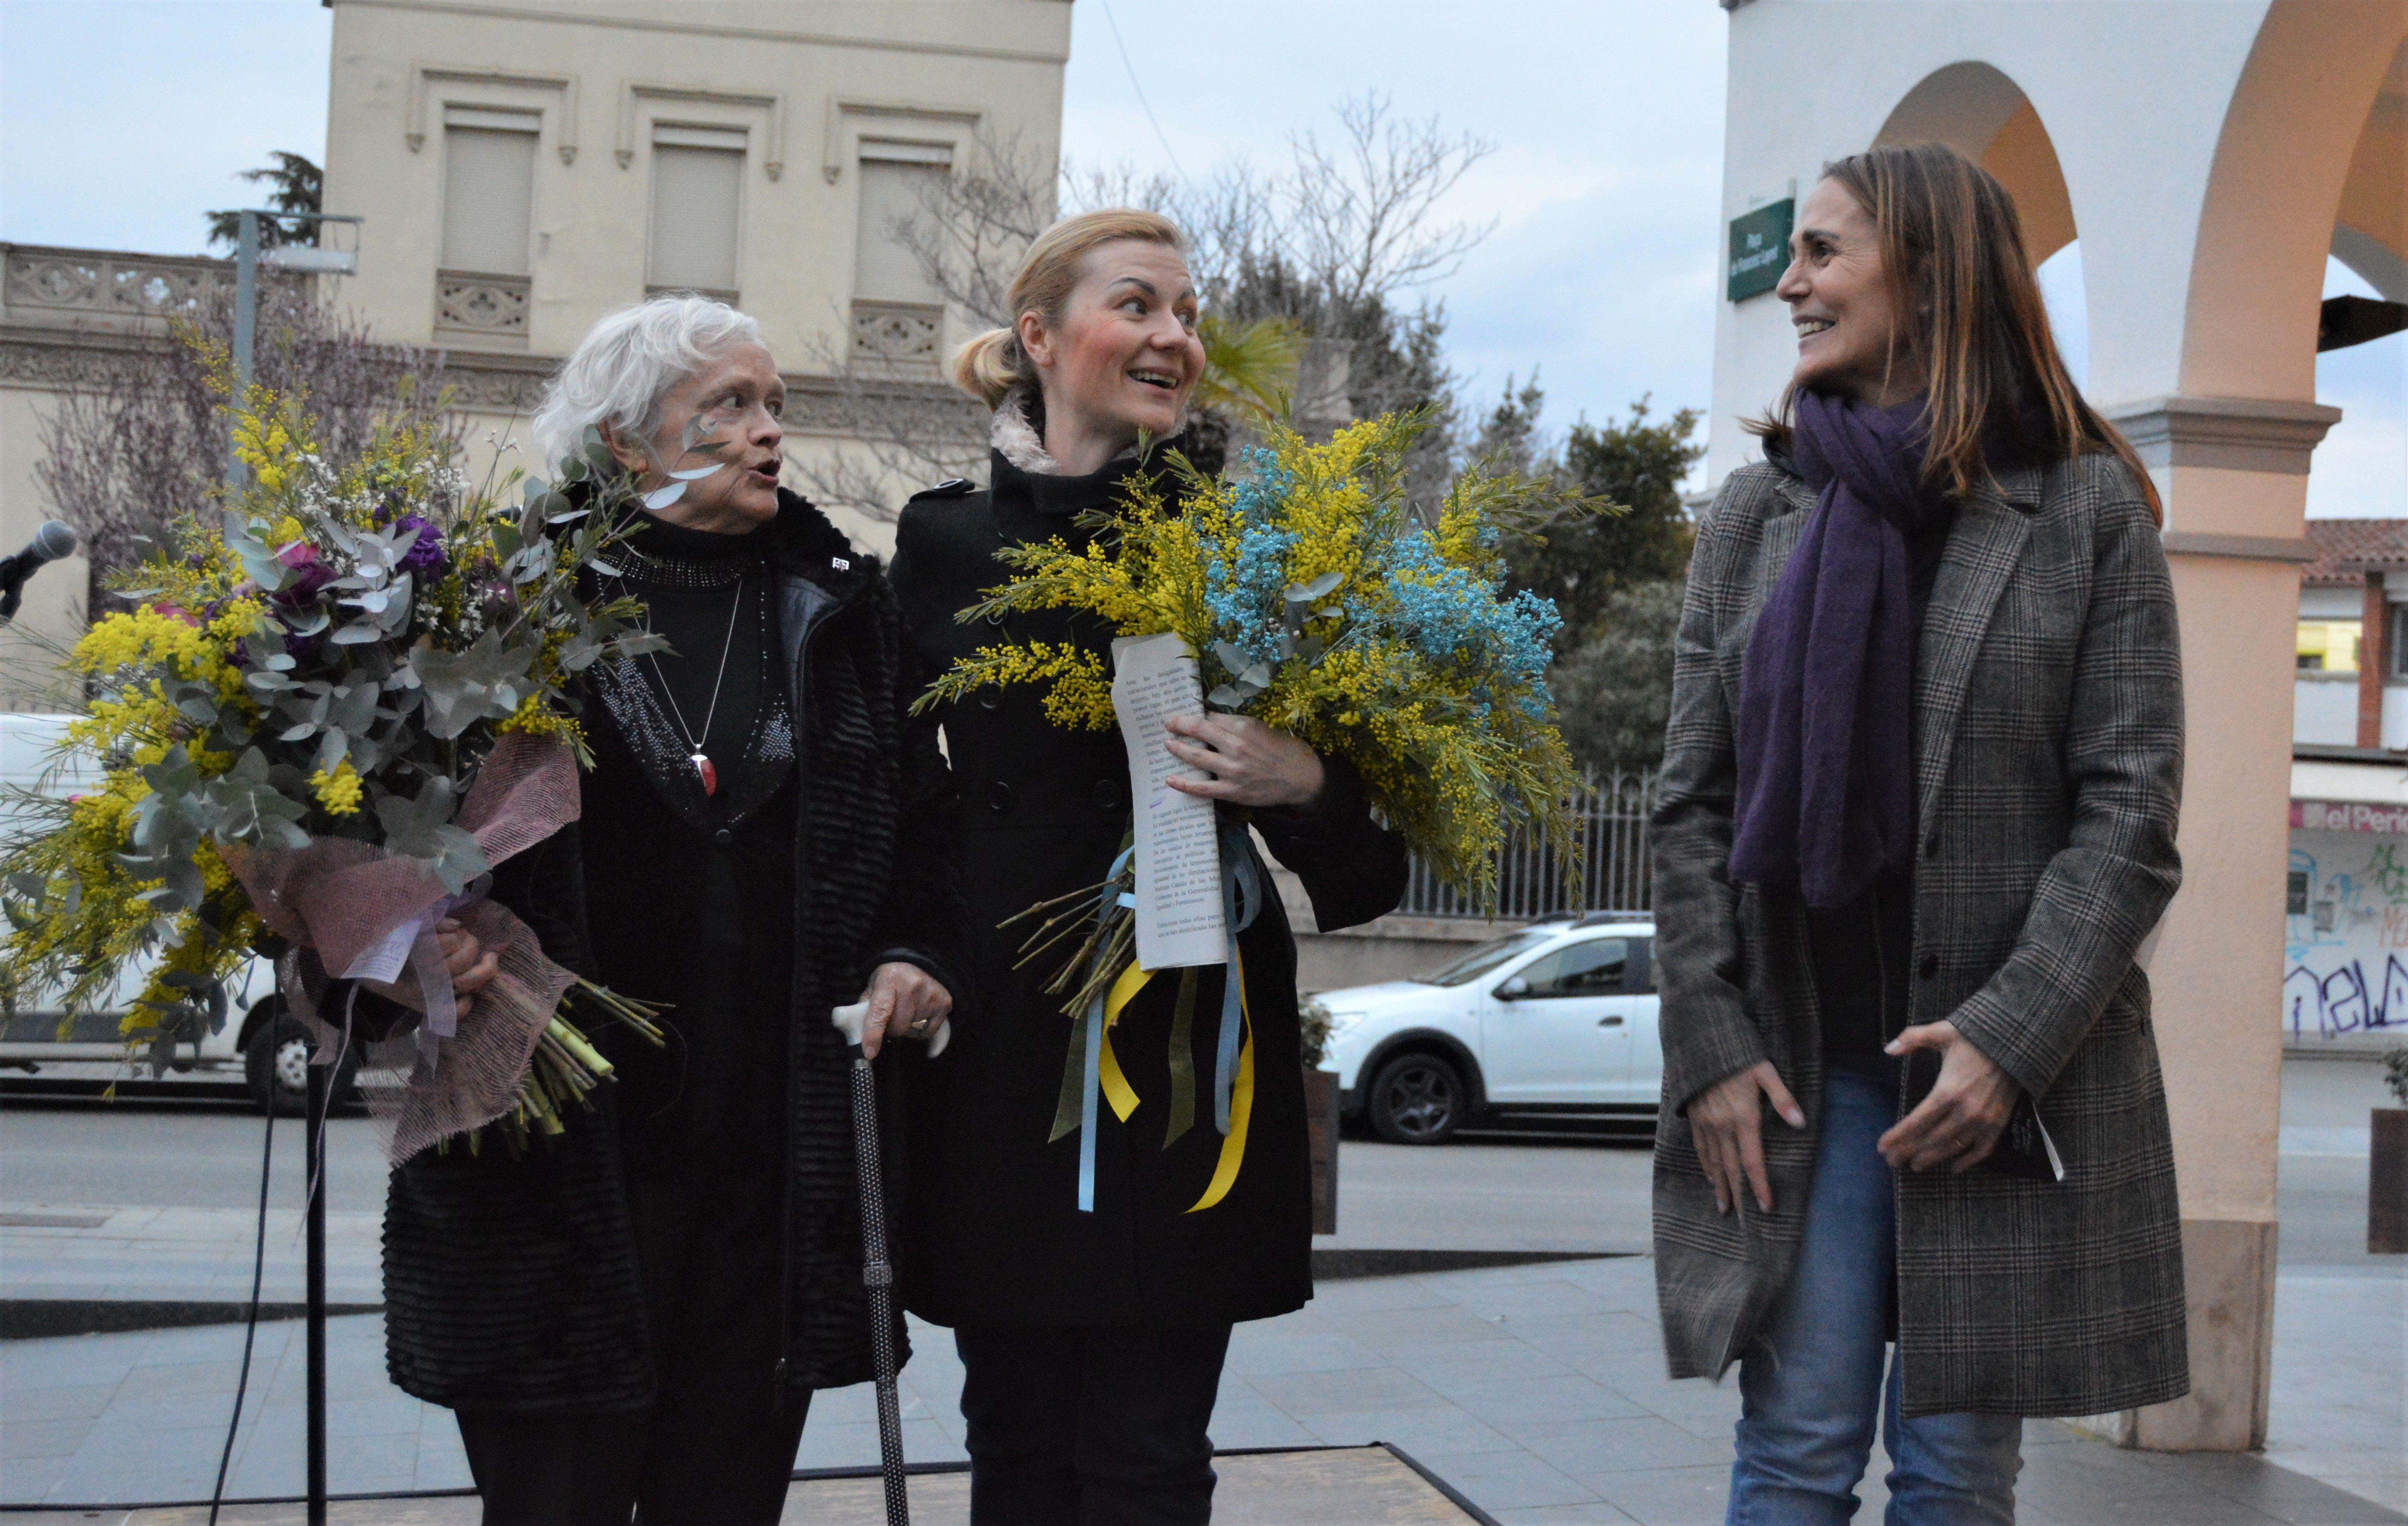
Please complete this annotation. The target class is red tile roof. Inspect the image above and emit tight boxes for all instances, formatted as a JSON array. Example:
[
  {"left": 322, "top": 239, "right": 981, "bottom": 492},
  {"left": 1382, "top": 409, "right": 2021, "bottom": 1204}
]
[{"left": 2301, "top": 520, "right": 2408, "bottom": 584}]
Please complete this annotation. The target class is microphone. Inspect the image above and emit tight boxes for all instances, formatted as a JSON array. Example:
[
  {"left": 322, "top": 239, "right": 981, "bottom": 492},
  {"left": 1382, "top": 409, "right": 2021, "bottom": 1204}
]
[{"left": 0, "top": 521, "right": 78, "bottom": 620}]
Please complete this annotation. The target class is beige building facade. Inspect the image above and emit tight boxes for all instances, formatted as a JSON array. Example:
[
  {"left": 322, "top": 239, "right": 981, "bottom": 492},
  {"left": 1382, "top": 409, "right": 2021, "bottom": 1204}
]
[
  {"left": 0, "top": 1, "right": 1070, "bottom": 704},
  {"left": 323, "top": 0, "right": 1072, "bottom": 543}
]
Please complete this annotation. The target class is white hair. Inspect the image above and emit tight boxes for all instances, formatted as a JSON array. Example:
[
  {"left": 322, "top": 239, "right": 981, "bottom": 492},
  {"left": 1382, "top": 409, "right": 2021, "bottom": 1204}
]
[{"left": 528, "top": 293, "right": 767, "bottom": 474}]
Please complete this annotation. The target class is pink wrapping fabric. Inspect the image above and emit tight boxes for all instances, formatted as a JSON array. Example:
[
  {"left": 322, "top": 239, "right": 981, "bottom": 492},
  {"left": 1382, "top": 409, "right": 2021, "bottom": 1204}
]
[{"left": 226, "top": 733, "right": 584, "bottom": 1161}]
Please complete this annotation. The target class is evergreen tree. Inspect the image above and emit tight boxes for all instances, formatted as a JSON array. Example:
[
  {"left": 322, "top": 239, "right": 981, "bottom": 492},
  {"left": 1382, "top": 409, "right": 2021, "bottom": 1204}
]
[
  {"left": 204, "top": 152, "right": 323, "bottom": 249},
  {"left": 1504, "top": 394, "right": 1704, "bottom": 650}
]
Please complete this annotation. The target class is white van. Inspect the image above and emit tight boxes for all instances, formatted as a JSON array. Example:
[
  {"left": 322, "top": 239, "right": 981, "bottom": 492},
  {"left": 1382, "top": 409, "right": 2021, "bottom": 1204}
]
[{"left": 0, "top": 713, "right": 330, "bottom": 1113}]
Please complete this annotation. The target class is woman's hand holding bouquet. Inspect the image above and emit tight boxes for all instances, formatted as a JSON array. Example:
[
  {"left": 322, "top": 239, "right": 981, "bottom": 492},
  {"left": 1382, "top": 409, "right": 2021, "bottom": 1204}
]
[{"left": 0, "top": 360, "right": 681, "bottom": 1158}]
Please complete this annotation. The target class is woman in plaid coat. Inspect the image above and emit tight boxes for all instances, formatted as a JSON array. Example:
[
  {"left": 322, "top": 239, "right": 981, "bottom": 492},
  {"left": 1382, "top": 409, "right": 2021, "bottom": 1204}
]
[{"left": 1651, "top": 143, "right": 2187, "bottom": 1523}]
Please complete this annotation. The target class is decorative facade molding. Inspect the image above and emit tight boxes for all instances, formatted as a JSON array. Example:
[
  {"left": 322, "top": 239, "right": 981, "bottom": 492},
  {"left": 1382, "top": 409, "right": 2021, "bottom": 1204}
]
[
  {"left": 849, "top": 300, "right": 943, "bottom": 371},
  {"left": 0, "top": 326, "right": 166, "bottom": 392},
  {"left": 2159, "top": 530, "right": 2319, "bottom": 563},
  {"left": 3, "top": 243, "right": 237, "bottom": 331},
  {"left": 433, "top": 270, "right": 531, "bottom": 346},
  {"left": 619, "top": 83, "right": 786, "bottom": 179},
  {"left": 822, "top": 99, "right": 982, "bottom": 182},
  {"left": 406, "top": 64, "right": 579, "bottom": 164},
  {"left": 426, "top": 348, "right": 553, "bottom": 412},
  {"left": 2104, "top": 394, "right": 2344, "bottom": 477}
]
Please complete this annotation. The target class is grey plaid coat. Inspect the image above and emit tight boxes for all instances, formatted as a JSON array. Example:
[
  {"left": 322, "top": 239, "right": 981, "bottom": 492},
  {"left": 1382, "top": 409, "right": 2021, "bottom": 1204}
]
[{"left": 1650, "top": 449, "right": 2190, "bottom": 1419}]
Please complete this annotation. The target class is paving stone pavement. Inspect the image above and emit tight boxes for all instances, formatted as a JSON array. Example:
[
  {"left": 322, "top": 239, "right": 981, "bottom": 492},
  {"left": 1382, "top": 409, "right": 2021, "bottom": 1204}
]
[{"left": 4, "top": 1253, "right": 2401, "bottom": 1525}]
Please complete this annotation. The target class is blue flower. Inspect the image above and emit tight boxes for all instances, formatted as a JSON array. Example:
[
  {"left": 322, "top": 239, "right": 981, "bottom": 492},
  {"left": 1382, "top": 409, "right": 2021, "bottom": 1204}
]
[{"left": 1372, "top": 533, "right": 1562, "bottom": 716}]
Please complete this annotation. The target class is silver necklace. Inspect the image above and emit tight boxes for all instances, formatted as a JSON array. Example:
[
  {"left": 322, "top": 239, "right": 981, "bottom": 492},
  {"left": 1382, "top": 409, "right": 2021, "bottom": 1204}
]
[{"left": 627, "top": 578, "right": 745, "bottom": 798}]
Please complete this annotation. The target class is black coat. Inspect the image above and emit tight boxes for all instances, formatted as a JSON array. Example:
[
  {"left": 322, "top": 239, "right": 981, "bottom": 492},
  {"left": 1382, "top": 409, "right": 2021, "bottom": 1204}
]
[
  {"left": 379, "top": 490, "right": 970, "bottom": 1411},
  {"left": 889, "top": 449, "right": 1407, "bottom": 1329}
]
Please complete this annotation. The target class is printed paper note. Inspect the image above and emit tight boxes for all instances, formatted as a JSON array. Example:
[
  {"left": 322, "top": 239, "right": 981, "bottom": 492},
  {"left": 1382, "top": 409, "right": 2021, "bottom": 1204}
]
[{"left": 1112, "top": 633, "right": 1226, "bottom": 970}]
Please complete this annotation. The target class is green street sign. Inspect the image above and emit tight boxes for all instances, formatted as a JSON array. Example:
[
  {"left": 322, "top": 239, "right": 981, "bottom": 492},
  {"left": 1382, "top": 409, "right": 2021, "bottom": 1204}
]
[{"left": 1727, "top": 198, "right": 1793, "bottom": 303}]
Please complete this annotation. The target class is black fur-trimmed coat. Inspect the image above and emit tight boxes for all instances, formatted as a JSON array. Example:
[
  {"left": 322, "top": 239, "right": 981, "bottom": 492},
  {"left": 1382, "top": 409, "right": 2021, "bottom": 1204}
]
[
  {"left": 888, "top": 450, "right": 1408, "bottom": 1330},
  {"left": 379, "top": 490, "right": 969, "bottom": 1412}
]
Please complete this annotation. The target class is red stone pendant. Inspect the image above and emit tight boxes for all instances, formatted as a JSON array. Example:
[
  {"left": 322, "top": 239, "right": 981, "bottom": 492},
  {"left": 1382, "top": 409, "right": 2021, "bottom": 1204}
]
[{"left": 691, "top": 752, "right": 719, "bottom": 797}]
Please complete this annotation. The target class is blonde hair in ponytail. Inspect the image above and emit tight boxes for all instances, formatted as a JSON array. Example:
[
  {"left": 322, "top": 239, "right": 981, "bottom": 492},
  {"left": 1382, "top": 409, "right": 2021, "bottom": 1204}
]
[{"left": 949, "top": 207, "right": 1187, "bottom": 410}]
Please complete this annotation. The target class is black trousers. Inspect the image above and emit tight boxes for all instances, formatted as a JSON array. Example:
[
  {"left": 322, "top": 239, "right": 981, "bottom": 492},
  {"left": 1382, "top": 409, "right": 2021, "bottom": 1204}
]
[
  {"left": 455, "top": 1270, "right": 806, "bottom": 1526},
  {"left": 456, "top": 1389, "right": 807, "bottom": 1526},
  {"left": 954, "top": 1322, "right": 1234, "bottom": 1526}
]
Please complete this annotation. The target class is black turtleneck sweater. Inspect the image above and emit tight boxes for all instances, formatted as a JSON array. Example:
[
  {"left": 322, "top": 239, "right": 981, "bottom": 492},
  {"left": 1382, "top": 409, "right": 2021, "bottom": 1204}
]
[{"left": 579, "top": 511, "right": 800, "bottom": 1370}]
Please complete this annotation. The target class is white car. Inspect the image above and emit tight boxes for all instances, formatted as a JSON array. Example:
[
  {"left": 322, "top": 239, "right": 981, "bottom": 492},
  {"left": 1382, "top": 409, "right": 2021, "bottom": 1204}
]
[
  {"left": 1318, "top": 915, "right": 1660, "bottom": 1144},
  {"left": 0, "top": 713, "right": 337, "bottom": 1113}
]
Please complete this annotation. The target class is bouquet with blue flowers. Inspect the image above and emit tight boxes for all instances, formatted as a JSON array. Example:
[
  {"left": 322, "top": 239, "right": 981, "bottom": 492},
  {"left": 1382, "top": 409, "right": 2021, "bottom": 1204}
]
[
  {"left": 923, "top": 408, "right": 1592, "bottom": 902},
  {"left": 921, "top": 410, "right": 1600, "bottom": 1212}
]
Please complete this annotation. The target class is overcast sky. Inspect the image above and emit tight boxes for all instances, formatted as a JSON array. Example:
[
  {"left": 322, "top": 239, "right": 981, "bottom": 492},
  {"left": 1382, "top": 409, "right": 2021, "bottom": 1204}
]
[{"left": 1, "top": 0, "right": 2395, "bottom": 514}]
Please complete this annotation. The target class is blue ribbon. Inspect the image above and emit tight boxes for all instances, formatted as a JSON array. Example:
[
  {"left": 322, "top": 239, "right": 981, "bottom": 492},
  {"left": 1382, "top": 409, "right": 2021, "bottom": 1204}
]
[
  {"left": 1214, "top": 824, "right": 1261, "bottom": 1137},
  {"left": 1076, "top": 848, "right": 1139, "bottom": 1215},
  {"left": 1075, "top": 837, "right": 1258, "bottom": 1209},
  {"left": 1077, "top": 981, "right": 1106, "bottom": 1213}
]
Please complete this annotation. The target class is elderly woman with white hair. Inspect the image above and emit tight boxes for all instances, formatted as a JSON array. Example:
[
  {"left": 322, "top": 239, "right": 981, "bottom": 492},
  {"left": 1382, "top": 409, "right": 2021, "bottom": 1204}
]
[{"left": 378, "top": 293, "right": 968, "bottom": 1525}]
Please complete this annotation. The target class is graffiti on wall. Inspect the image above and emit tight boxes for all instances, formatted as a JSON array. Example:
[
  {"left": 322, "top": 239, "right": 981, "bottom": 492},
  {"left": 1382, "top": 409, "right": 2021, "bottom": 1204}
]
[{"left": 2286, "top": 829, "right": 2408, "bottom": 1039}]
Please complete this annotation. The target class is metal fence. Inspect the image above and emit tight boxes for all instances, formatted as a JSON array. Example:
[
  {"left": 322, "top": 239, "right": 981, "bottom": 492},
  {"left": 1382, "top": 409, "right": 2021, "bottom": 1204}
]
[{"left": 1398, "top": 770, "right": 1659, "bottom": 920}]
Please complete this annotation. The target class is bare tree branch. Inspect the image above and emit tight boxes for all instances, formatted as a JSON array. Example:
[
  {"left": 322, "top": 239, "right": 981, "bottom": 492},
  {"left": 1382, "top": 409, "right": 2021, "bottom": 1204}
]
[
  {"left": 1285, "top": 94, "right": 1497, "bottom": 310},
  {"left": 35, "top": 283, "right": 454, "bottom": 600}
]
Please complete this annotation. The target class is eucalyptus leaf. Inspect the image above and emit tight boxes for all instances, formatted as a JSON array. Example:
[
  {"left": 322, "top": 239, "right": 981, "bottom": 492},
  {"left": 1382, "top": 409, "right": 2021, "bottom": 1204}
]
[
  {"left": 642, "top": 482, "right": 688, "bottom": 511},
  {"left": 328, "top": 621, "right": 383, "bottom": 646},
  {"left": 1211, "top": 640, "right": 1251, "bottom": 675},
  {"left": 1206, "top": 685, "right": 1246, "bottom": 708}
]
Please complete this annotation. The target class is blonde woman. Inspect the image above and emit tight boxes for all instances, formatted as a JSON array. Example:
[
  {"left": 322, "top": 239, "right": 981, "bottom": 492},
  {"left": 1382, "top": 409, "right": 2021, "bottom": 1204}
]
[{"left": 889, "top": 210, "right": 1407, "bottom": 1524}]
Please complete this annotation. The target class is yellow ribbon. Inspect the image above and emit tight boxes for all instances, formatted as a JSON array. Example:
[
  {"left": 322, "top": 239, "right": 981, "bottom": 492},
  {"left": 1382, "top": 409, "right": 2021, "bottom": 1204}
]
[
  {"left": 1097, "top": 958, "right": 1151, "bottom": 1123},
  {"left": 1186, "top": 946, "right": 1253, "bottom": 1214},
  {"left": 1083, "top": 953, "right": 1253, "bottom": 1212}
]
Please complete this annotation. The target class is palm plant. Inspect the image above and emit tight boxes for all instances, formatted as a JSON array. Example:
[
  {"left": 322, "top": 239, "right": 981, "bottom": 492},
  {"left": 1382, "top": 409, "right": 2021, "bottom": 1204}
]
[{"left": 1194, "top": 314, "right": 1307, "bottom": 427}]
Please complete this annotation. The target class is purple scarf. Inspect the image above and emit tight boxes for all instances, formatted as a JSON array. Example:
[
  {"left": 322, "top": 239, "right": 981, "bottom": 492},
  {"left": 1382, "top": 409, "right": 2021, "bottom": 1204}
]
[{"left": 1728, "top": 392, "right": 1944, "bottom": 910}]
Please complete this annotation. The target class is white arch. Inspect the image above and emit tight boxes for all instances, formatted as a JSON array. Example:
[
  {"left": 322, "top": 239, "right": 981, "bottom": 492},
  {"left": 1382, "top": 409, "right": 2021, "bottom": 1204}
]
[{"left": 1873, "top": 61, "right": 2080, "bottom": 268}]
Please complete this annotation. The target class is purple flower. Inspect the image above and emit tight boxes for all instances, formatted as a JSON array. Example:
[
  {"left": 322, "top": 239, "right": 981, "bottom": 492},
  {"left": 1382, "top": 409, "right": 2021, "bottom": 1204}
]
[
  {"left": 274, "top": 540, "right": 336, "bottom": 605},
  {"left": 394, "top": 515, "right": 449, "bottom": 578}
]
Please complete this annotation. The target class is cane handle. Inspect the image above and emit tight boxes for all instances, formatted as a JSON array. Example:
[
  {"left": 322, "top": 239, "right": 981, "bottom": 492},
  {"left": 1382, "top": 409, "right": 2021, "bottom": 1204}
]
[{"left": 831, "top": 1000, "right": 951, "bottom": 1058}]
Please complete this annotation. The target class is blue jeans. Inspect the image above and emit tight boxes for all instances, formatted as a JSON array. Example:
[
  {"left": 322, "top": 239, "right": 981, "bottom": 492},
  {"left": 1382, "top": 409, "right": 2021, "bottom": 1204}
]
[{"left": 1727, "top": 1056, "right": 2022, "bottom": 1526}]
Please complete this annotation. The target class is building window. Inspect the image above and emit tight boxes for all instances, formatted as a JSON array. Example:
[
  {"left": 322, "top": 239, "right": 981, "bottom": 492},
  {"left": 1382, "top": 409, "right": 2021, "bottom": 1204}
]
[
  {"left": 436, "top": 108, "right": 538, "bottom": 343},
  {"left": 850, "top": 140, "right": 951, "bottom": 370},
  {"left": 2298, "top": 620, "right": 2362, "bottom": 673},
  {"left": 648, "top": 128, "right": 745, "bottom": 301},
  {"left": 2389, "top": 604, "right": 2408, "bottom": 679}
]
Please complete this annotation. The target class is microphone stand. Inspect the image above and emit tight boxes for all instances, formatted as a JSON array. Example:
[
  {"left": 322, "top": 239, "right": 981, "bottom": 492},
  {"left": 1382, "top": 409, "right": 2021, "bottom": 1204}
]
[{"left": 301, "top": 982, "right": 350, "bottom": 1526}]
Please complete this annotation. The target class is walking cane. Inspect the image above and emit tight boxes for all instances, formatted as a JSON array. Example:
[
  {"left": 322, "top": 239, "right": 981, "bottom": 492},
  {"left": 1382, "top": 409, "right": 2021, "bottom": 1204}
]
[{"left": 829, "top": 1000, "right": 946, "bottom": 1526}]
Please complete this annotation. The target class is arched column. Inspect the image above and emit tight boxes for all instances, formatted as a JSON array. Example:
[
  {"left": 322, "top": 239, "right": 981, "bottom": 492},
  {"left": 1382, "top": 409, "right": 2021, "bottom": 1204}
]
[{"left": 2088, "top": 0, "right": 2406, "bottom": 1454}]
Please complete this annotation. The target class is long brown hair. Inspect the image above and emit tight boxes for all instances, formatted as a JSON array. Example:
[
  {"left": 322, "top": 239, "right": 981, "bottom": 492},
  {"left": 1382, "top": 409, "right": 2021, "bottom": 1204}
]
[{"left": 1750, "top": 142, "right": 2160, "bottom": 522}]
